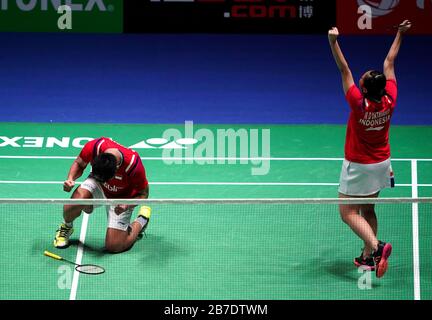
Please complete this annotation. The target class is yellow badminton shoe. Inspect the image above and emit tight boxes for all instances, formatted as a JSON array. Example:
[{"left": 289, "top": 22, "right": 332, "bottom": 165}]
[{"left": 54, "top": 223, "right": 74, "bottom": 248}]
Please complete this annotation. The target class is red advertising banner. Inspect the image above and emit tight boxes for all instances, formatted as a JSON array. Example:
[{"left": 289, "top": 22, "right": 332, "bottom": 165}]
[{"left": 337, "top": 0, "right": 432, "bottom": 34}]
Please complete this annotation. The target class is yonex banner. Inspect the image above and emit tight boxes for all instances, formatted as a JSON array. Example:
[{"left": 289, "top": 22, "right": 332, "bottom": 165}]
[
  {"left": 123, "top": 0, "right": 336, "bottom": 34},
  {"left": 337, "top": 0, "right": 432, "bottom": 35},
  {"left": 0, "top": 0, "right": 122, "bottom": 33}
]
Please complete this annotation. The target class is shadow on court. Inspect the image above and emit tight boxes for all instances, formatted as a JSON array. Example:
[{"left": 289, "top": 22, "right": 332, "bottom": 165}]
[
  {"left": 320, "top": 259, "right": 382, "bottom": 289},
  {"left": 68, "top": 239, "right": 106, "bottom": 257},
  {"left": 135, "top": 234, "right": 189, "bottom": 267},
  {"left": 323, "top": 259, "right": 362, "bottom": 281}
]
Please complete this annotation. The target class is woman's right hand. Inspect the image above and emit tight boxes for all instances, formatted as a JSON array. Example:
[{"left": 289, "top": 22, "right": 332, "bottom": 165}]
[
  {"left": 328, "top": 27, "right": 339, "bottom": 43},
  {"left": 63, "top": 180, "right": 75, "bottom": 192},
  {"left": 398, "top": 20, "right": 412, "bottom": 33}
]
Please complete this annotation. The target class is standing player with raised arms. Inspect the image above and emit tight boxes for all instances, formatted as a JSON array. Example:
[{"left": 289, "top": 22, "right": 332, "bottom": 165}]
[
  {"left": 328, "top": 20, "right": 411, "bottom": 277},
  {"left": 54, "top": 137, "right": 151, "bottom": 253}
]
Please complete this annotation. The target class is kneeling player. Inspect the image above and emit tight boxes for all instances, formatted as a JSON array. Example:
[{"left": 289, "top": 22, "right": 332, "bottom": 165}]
[{"left": 54, "top": 137, "right": 151, "bottom": 253}]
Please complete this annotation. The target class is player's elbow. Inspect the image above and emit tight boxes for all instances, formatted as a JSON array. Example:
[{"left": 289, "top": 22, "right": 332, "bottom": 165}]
[
  {"left": 385, "top": 56, "right": 395, "bottom": 63},
  {"left": 341, "top": 68, "right": 353, "bottom": 86},
  {"left": 384, "top": 65, "right": 395, "bottom": 79},
  {"left": 341, "top": 67, "right": 352, "bottom": 77},
  {"left": 384, "top": 58, "right": 394, "bottom": 70},
  {"left": 138, "top": 185, "right": 149, "bottom": 199},
  {"left": 73, "top": 160, "right": 86, "bottom": 172}
]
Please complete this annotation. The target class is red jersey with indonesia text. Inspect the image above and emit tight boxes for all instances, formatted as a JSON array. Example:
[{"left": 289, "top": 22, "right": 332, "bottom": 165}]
[
  {"left": 79, "top": 137, "right": 148, "bottom": 198},
  {"left": 344, "top": 79, "right": 398, "bottom": 164}
]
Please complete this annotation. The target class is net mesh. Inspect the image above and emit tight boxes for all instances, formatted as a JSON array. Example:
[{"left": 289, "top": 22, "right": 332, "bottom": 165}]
[{"left": 0, "top": 198, "right": 431, "bottom": 300}]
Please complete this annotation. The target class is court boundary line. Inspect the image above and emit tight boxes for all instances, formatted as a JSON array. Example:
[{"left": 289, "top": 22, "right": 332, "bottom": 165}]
[
  {"left": 69, "top": 213, "right": 89, "bottom": 301},
  {"left": 1, "top": 155, "right": 432, "bottom": 162},
  {"left": 411, "top": 160, "right": 421, "bottom": 301}
]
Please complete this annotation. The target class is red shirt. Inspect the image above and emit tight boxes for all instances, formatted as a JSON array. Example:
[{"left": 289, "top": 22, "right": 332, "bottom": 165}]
[
  {"left": 79, "top": 137, "right": 148, "bottom": 198},
  {"left": 344, "top": 79, "right": 398, "bottom": 164}
]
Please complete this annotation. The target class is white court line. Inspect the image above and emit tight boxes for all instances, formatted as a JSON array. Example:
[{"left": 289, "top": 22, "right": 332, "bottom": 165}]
[
  {"left": 0, "top": 181, "right": 337, "bottom": 186},
  {"left": 1, "top": 155, "right": 432, "bottom": 162},
  {"left": 411, "top": 160, "right": 421, "bottom": 301},
  {"left": 69, "top": 213, "right": 89, "bottom": 301},
  {"left": 147, "top": 182, "right": 341, "bottom": 186},
  {"left": 0, "top": 156, "right": 76, "bottom": 159},
  {"left": 0, "top": 180, "right": 431, "bottom": 187}
]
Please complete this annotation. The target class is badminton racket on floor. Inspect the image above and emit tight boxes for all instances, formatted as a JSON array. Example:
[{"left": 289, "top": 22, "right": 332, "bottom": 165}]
[{"left": 44, "top": 250, "right": 105, "bottom": 275}]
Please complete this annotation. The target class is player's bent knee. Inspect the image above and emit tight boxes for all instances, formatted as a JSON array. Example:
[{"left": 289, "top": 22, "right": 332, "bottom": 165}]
[
  {"left": 340, "top": 215, "right": 351, "bottom": 225},
  {"left": 105, "top": 230, "right": 129, "bottom": 253},
  {"left": 339, "top": 208, "right": 358, "bottom": 224},
  {"left": 105, "top": 241, "right": 126, "bottom": 253},
  {"left": 339, "top": 211, "right": 349, "bottom": 223},
  {"left": 72, "top": 186, "right": 93, "bottom": 198},
  {"left": 361, "top": 209, "right": 376, "bottom": 217},
  {"left": 83, "top": 205, "right": 94, "bottom": 214},
  {"left": 63, "top": 204, "right": 83, "bottom": 216},
  {"left": 339, "top": 206, "right": 350, "bottom": 218}
]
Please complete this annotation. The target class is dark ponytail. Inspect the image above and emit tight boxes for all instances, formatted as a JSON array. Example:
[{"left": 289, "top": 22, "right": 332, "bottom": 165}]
[{"left": 363, "top": 71, "right": 387, "bottom": 102}]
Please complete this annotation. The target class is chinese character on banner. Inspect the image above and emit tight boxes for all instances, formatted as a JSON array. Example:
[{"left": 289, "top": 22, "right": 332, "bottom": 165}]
[
  {"left": 337, "top": 0, "right": 432, "bottom": 34},
  {"left": 299, "top": 5, "right": 314, "bottom": 19}
]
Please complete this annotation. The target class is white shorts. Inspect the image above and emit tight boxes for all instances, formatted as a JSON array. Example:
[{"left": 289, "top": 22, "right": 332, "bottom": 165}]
[
  {"left": 338, "top": 158, "right": 395, "bottom": 196},
  {"left": 80, "top": 177, "right": 134, "bottom": 231}
]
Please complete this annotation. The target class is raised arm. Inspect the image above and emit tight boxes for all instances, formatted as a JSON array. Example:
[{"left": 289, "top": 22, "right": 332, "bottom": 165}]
[
  {"left": 384, "top": 20, "right": 412, "bottom": 81},
  {"left": 328, "top": 27, "right": 354, "bottom": 95}
]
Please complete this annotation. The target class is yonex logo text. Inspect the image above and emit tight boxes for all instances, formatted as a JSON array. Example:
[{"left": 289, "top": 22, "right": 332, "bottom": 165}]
[
  {"left": 0, "top": 136, "right": 197, "bottom": 149},
  {"left": 0, "top": 0, "right": 108, "bottom": 11}
]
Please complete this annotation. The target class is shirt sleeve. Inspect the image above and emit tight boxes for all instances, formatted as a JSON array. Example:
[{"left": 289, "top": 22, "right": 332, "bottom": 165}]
[
  {"left": 385, "top": 79, "right": 398, "bottom": 104},
  {"left": 345, "top": 84, "right": 364, "bottom": 111},
  {"left": 78, "top": 139, "right": 97, "bottom": 164},
  {"left": 129, "top": 160, "right": 148, "bottom": 191}
]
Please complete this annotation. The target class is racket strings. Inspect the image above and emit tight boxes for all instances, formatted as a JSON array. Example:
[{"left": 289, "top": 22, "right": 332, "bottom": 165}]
[{"left": 76, "top": 264, "right": 105, "bottom": 274}]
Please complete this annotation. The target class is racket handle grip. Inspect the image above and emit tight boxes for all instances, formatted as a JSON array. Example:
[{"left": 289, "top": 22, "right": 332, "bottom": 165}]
[{"left": 44, "top": 250, "right": 62, "bottom": 260}]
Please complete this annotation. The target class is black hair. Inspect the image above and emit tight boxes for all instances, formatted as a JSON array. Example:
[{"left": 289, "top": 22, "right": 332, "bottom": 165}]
[
  {"left": 363, "top": 70, "right": 387, "bottom": 102},
  {"left": 91, "top": 153, "right": 117, "bottom": 183}
]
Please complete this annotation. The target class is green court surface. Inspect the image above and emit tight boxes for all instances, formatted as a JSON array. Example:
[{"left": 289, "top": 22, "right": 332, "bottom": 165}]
[{"left": 0, "top": 122, "right": 431, "bottom": 300}]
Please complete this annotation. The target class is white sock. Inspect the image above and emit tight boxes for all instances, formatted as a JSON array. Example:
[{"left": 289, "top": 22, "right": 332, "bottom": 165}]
[
  {"left": 135, "top": 216, "right": 148, "bottom": 230},
  {"left": 64, "top": 221, "right": 73, "bottom": 228}
]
